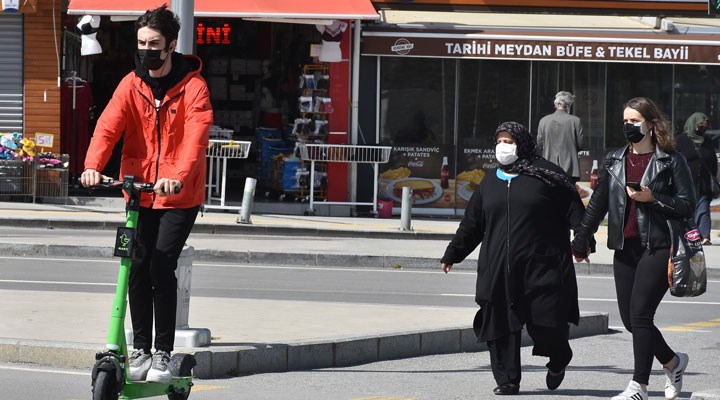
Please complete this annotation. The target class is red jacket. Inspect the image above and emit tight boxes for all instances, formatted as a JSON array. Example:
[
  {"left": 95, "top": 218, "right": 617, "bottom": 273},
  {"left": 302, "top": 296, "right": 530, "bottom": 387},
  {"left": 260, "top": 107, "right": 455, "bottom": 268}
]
[{"left": 84, "top": 54, "right": 213, "bottom": 209}]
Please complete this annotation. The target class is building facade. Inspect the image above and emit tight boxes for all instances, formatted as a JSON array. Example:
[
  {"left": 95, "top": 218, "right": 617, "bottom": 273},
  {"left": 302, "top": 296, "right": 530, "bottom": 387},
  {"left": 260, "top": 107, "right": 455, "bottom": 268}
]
[{"left": 358, "top": 0, "right": 720, "bottom": 215}]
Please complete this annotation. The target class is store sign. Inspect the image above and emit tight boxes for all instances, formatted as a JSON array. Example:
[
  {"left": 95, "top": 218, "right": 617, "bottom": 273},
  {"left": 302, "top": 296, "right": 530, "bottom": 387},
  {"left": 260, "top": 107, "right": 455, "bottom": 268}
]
[
  {"left": 196, "top": 23, "right": 231, "bottom": 45},
  {"left": 364, "top": 34, "right": 720, "bottom": 64},
  {"left": 2, "top": 0, "right": 19, "bottom": 12}
]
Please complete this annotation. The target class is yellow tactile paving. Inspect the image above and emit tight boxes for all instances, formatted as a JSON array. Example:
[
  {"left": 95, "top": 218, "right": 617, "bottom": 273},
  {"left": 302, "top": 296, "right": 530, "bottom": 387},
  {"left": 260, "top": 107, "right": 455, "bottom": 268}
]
[{"left": 686, "top": 321, "right": 720, "bottom": 327}]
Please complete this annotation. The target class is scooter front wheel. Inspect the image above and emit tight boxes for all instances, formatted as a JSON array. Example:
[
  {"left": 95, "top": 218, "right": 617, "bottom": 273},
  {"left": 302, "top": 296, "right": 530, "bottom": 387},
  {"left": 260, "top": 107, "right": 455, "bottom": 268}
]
[
  {"left": 167, "top": 353, "right": 195, "bottom": 400},
  {"left": 168, "top": 390, "right": 190, "bottom": 400},
  {"left": 92, "top": 370, "right": 119, "bottom": 400}
]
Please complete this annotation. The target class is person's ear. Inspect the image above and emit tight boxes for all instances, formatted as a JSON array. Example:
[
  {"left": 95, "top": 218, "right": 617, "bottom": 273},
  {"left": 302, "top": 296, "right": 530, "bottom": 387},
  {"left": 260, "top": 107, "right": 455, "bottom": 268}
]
[{"left": 167, "top": 39, "right": 177, "bottom": 52}]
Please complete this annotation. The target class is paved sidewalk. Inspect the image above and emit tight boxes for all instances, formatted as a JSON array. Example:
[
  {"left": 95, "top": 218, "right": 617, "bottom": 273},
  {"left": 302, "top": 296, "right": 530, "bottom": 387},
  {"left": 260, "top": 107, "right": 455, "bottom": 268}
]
[{"left": 0, "top": 197, "right": 715, "bottom": 400}]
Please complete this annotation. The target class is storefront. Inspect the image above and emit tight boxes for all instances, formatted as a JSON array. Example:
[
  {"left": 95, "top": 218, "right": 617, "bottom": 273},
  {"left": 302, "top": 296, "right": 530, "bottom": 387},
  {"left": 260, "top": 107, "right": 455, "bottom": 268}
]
[
  {"left": 359, "top": 8, "right": 720, "bottom": 215},
  {"left": 65, "top": 0, "right": 378, "bottom": 210},
  {"left": 0, "top": 1, "right": 70, "bottom": 201}
]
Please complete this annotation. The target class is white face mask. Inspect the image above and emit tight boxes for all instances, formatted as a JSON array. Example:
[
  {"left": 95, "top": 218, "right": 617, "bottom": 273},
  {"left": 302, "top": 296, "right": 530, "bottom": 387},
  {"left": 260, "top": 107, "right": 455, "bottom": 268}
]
[{"left": 496, "top": 142, "right": 518, "bottom": 165}]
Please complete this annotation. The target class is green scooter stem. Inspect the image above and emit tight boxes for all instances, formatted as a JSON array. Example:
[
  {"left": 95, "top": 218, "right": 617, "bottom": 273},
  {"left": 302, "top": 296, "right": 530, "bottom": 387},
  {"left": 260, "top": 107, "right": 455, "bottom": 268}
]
[{"left": 105, "top": 209, "right": 137, "bottom": 359}]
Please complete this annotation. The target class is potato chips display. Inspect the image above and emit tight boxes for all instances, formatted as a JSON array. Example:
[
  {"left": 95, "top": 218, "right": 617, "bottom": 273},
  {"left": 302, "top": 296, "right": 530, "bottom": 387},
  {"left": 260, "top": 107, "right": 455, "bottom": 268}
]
[
  {"left": 380, "top": 167, "right": 411, "bottom": 180},
  {"left": 457, "top": 169, "right": 485, "bottom": 184}
]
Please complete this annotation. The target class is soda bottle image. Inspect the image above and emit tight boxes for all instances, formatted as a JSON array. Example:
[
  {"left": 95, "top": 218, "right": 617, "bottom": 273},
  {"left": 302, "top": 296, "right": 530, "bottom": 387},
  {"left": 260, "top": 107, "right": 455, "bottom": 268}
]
[
  {"left": 590, "top": 159, "right": 599, "bottom": 190},
  {"left": 440, "top": 156, "right": 449, "bottom": 189}
]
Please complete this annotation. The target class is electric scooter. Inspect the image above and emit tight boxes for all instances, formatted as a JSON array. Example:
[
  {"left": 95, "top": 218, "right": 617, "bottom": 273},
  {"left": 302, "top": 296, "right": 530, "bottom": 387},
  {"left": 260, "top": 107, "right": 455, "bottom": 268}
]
[{"left": 90, "top": 175, "right": 195, "bottom": 400}]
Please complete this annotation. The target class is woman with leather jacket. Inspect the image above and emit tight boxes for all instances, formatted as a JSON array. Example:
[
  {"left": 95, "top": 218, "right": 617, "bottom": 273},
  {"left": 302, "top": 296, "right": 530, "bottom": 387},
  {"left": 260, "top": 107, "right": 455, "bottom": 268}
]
[{"left": 571, "top": 97, "right": 695, "bottom": 400}]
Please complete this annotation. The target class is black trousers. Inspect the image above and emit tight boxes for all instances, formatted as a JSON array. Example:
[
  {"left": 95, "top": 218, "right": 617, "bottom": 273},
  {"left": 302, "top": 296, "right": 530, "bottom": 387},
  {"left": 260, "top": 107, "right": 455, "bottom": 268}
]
[
  {"left": 486, "top": 324, "right": 572, "bottom": 386},
  {"left": 613, "top": 238, "right": 676, "bottom": 385},
  {"left": 129, "top": 206, "right": 199, "bottom": 353}
]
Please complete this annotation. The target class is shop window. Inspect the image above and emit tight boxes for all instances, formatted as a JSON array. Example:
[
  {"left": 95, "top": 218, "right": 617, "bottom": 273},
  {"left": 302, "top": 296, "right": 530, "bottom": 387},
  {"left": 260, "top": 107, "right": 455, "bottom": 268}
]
[
  {"left": 197, "top": 19, "right": 320, "bottom": 136},
  {"left": 379, "top": 57, "right": 456, "bottom": 145},
  {"left": 532, "top": 61, "right": 606, "bottom": 180},
  {"left": 456, "top": 59, "right": 530, "bottom": 147},
  {"left": 673, "top": 65, "right": 720, "bottom": 138}
]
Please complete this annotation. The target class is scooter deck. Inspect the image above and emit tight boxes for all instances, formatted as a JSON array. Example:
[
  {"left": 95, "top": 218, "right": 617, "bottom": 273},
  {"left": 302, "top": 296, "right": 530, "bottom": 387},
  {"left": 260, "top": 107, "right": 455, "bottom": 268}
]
[{"left": 120, "top": 376, "right": 193, "bottom": 398}]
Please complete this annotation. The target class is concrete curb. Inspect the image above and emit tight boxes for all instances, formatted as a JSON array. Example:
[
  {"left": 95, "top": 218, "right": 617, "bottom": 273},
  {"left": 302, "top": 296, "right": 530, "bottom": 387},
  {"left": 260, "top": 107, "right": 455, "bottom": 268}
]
[
  {"left": 692, "top": 389, "right": 720, "bottom": 400},
  {"left": 0, "top": 218, "right": 455, "bottom": 240},
  {"left": 0, "top": 313, "right": 608, "bottom": 378}
]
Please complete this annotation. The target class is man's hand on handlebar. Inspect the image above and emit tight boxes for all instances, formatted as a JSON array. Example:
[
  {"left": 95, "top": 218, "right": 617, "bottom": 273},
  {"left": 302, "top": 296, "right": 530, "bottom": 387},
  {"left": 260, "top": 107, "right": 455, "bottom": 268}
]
[
  {"left": 80, "top": 169, "right": 104, "bottom": 187},
  {"left": 154, "top": 178, "right": 182, "bottom": 196}
]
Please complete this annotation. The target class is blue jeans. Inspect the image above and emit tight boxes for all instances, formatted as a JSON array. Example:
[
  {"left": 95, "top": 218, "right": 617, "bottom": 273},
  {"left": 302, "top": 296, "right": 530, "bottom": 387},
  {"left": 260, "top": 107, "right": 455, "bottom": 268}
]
[{"left": 695, "top": 195, "right": 712, "bottom": 241}]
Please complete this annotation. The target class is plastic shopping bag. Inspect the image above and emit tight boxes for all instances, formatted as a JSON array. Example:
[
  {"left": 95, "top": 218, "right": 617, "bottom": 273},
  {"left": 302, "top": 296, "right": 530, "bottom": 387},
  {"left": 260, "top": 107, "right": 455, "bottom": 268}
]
[{"left": 667, "top": 218, "right": 707, "bottom": 297}]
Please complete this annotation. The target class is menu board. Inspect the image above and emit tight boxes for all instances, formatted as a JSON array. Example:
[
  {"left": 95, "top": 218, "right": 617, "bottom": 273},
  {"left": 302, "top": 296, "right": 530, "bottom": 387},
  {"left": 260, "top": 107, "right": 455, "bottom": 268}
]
[{"left": 378, "top": 144, "right": 455, "bottom": 209}]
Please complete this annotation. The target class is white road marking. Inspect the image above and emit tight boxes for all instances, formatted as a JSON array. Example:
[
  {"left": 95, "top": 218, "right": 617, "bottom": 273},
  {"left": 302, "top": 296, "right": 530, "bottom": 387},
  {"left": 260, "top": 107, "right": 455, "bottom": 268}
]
[
  {"left": 0, "top": 279, "right": 114, "bottom": 286},
  {"left": 0, "top": 364, "right": 88, "bottom": 376}
]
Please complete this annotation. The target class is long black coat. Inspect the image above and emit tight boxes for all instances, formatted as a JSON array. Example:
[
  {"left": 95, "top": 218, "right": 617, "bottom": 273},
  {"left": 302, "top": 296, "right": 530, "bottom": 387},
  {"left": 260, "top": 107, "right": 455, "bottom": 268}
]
[
  {"left": 442, "top": 159, "right": 584, "bottom": 342},
  {"left": 675, "top": 133, "right": 718, "bottom": 198}
]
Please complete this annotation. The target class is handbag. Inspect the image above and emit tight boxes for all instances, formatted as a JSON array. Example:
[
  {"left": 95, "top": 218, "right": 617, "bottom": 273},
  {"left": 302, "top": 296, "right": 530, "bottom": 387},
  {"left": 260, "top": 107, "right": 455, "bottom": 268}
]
[{"left": 667, "top": 218, "right": 707, "bottom": 297}]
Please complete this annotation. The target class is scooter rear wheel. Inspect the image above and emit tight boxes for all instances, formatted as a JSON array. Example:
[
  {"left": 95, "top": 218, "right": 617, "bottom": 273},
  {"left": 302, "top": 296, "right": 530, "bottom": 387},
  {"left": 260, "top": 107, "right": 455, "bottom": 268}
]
[{"left": 92, "top": 370, "right": 119, "bottom": 400}]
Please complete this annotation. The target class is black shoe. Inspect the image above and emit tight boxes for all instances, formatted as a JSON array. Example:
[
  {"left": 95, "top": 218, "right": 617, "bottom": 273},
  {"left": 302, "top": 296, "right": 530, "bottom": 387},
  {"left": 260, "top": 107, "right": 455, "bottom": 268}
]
[
  {"left": 493, "top": 384, "right": 519, "bottom": 395},
  {"left": 546, "top": 368, "right": 565, "bottom": 390}
]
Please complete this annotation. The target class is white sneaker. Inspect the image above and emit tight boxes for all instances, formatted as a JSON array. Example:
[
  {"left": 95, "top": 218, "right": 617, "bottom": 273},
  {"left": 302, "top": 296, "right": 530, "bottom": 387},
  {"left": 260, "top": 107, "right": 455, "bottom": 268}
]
[
  {"left": 664, "top": 352, "right": 689, "bottom": 399},
  {"left": 145, "top": 350, "right": 173, "bottom": 384},
  {"left": 611, "top": 380, "right": 648, "bottom": 400},
  {"left": 127, "top": 349, "right": 152, "bottom": 381}
]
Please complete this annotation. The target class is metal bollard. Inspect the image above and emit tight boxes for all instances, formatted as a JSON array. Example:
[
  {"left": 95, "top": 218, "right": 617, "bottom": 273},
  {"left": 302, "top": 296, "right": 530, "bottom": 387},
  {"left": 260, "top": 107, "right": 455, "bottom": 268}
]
[
  {"left": 126, "top": 245, "right": 212, "bottom": 347},
  {"left": 175, "top": 246, "right": 193, "bottom": 329},
  {"left": 237, "top": 177, "right": 257, "bottom": 224},
  {"left": 400, "top": 186, "right": 413, "bottom": 231}
]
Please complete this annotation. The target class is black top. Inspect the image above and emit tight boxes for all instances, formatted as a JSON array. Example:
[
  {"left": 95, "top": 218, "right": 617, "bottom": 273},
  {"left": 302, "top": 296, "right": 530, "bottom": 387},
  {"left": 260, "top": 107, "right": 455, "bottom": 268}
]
[{"left": 675, "top": 133, "right": 718, "bottom": 197}]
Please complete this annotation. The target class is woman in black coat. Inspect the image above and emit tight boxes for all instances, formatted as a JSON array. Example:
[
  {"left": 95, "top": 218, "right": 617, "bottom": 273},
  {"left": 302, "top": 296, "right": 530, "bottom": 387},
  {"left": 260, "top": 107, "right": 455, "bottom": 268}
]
[
  {"left": 441, "top": 121, "right": 586, "bottom": 396},
  {"left": 675, "top": 112, "right": 717, "bottom": 245}
]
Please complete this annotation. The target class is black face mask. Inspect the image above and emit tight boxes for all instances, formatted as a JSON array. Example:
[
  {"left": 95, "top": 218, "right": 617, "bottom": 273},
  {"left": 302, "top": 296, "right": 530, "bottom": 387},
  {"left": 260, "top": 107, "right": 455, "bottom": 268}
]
[
  {"left": 696, "top": 126, "right": 707, "bottom": 135},
  {"left": 623, "top": 123, "right": 645, "bottom": 144},
  {"left": 137, "top": 49, "right": 167, "bottom": 71}
]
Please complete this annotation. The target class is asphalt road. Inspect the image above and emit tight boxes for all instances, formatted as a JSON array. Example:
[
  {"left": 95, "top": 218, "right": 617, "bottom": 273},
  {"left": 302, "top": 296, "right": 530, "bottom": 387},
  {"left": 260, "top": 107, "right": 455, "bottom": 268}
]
[
  {"left": 0, "top": 256, "right": 718, "bottom": 329},
  {"left": 1, "top": 256, "right": 719, "bottom": 399}
]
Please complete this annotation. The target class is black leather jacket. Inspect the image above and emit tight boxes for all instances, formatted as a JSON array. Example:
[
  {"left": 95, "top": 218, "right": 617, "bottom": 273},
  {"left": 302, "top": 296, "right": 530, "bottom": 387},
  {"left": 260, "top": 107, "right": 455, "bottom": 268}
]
[{"left": 572, "top": 145, "right": 695, "bottom": 252}]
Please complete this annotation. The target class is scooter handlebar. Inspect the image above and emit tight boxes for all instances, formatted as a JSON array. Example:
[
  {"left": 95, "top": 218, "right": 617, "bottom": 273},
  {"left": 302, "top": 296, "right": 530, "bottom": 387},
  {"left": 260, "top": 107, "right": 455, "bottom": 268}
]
[{"left": 89, "top": 178, "right": 181, "bottom": 194}]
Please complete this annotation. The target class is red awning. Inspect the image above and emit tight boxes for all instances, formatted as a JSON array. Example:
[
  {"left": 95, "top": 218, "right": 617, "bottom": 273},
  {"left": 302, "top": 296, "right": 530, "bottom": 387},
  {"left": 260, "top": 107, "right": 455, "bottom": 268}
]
[
  {"left": 67, "top": 0, "right": 168, "bottom": 16},
  {"left": 67, "top": 0, "right": 379, "bottom": 20}
]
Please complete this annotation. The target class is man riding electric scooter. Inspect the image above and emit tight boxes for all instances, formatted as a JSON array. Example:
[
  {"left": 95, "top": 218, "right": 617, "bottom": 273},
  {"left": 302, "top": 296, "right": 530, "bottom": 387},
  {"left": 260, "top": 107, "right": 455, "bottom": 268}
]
[{"left": 81, "top": 4, "right": 212, "bottom": 398}]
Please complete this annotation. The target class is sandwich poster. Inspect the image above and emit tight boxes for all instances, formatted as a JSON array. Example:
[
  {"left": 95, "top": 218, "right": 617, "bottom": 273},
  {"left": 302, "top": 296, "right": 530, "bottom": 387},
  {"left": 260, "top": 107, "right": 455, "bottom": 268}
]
[
  {"left": 379, "top": 144, "right": 455, "bottom": 209},
  {"left": 455, "top": 146, "right": 497, "bottom": 208}
]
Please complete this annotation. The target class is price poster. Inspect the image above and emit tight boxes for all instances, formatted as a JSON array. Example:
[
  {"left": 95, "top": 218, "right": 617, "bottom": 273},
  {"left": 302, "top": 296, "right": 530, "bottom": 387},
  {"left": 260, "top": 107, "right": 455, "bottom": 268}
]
[
  {"left": 35, "top": 132, "right": 54, "bottom": 148},
  {"left": 455, "top": 146, "right": 497, "bottom": 208},
  {"left": 378, "top": 144, "right": 455, "bottom": 209}
]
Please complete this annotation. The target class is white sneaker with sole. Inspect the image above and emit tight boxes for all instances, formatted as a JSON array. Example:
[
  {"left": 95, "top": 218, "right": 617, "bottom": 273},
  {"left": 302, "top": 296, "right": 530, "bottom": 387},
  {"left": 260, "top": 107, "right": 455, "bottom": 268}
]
[
  {"left": 611, "top": 380, "right": 648, "bottom": 400},
  {"left": 145, "top": 350, "right": 173, "bottom": 384},
  {"left": 664, "top": 352, "right": 689, "bottom": 400},
  {"left": 127, "top": 349, "right": 152, "bottom": 381}
]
